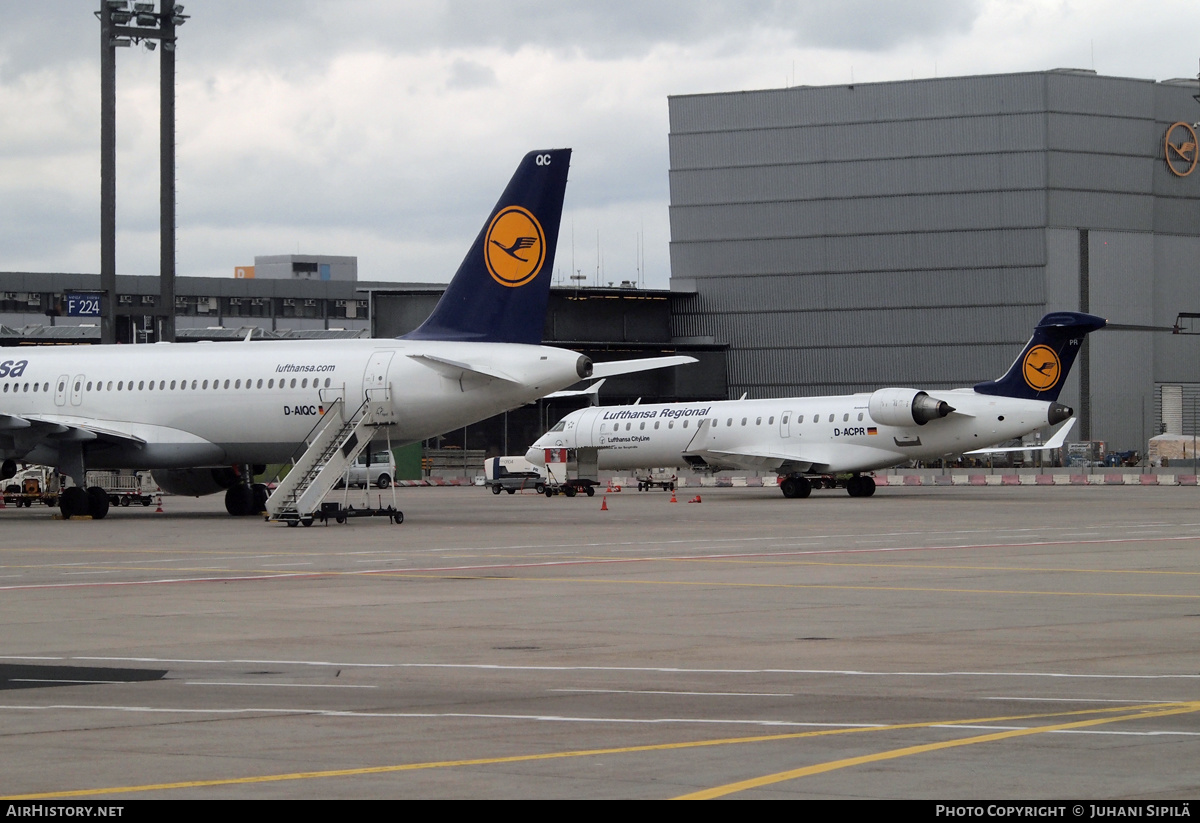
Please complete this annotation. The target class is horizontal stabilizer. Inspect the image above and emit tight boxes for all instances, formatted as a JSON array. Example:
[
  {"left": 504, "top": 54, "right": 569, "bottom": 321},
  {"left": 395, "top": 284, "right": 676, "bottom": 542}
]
[
  {"left": 545, "top": 378, "right": 606, "bottom": 400},
  {"left": 407, "top": 354, "right": 518, "bottom": 383},
  {"left": 964, "top": 418, "right": 1076, "bottom": 455},
  {"left": 589, "top": 355, "right": 697, "bottom": 380}
]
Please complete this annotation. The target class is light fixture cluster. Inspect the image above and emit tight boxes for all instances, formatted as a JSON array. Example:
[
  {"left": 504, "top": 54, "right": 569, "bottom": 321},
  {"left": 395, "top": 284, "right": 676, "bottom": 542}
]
[{"left": 96, "top": 1, "right": 188, "bottom": 52}]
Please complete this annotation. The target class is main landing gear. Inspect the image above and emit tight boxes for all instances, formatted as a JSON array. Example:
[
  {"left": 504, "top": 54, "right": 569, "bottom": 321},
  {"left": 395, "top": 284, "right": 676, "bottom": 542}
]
[
  {"left": 778, "top": 474, "right": 875, "bottom": 499},
  {"left": 58, "top": 486, "right": 111, "bottom": 520},
  {"left": 225, "top": 481, "right": 269, "bottom": 516}
]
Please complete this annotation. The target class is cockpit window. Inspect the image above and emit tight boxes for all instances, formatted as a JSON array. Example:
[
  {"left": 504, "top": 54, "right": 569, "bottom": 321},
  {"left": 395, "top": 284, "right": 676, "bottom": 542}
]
[{"left": 549, "top": 420, "right": 567, "bottom": 432}]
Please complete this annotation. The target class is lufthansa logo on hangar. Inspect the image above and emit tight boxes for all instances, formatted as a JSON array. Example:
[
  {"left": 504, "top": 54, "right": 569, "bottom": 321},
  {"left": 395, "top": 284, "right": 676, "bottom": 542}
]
[
  {"left": 1022, "top": 345, "right": 1061, "bottom": 392},
  {"left": 484, "top": 206, "right": 546, "bottom": 288},
  {"left": 1164, "top": 122, "right": 1198, "bottom": 177}
]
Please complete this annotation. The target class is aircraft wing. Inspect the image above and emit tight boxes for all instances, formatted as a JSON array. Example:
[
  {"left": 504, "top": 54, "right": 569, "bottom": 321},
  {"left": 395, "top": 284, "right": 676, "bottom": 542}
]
[
  {"left": 588, "top": 355, "right": 697, "bottom": 379},
  {"left": 0, "top": 413, "right": 146, "bottom": 447}
]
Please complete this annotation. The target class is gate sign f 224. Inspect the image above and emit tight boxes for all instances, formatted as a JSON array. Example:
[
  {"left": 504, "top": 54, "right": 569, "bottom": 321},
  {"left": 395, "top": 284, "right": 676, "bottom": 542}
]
[{"left": 65, "top": 293, "right": 102, "bottom": 318}]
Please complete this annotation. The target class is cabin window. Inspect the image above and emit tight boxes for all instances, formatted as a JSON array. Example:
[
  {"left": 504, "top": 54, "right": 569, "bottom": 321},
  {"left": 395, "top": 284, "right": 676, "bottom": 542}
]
[
  {"left": 138, "top": 381, "right": 144, "bottom": 390},
  {"left": 639, "top": 422, "right": 645, "bottom": 430},
  {"left": 290, "top": 379, "right": 297, "bottom": 388},
  {"left": 86, "top": 382, "right": 93, "bottom": 391},
  {"left": 843, "top": 413, "right": 849, "bottom": 422},
  {"left": 22, "top": 383, "right": 28, "bottom": 392},
  {"left": 148, "top": 381, "right": 154, "bottom": 391},
  {"left": 828, "top": 414, "right": 834, "bottom": 423},
  {"left": 32, "top": 382, "right": 39, "bottom": 392},
  {"left": 683, "top": 420, "right": 689, "bottom": 428},
  {"left": 115, "top": 381, "right": 121, "bottom": 391},
  {"left": 324, "top": 378, "right": 331, "bottom": 388},
  {"left": 654, "top": 421, "right": 660, "bottom": 429},
  {"left": 768, "top": 416, "right": 774, "bottom": 425},
  {"left": 740, "top": 418, "right": 746, "bottom": 426},
  {"left": 222, "top": 380, "right": 229, "bottom": 389},
  {"left": 190, "top": 380, "right": 197, "bottom": 390},
  {"left": 726, "top": 418, "right": 732, "bottom": 426},
  {"left": 756, "top": 417, "right": 762, "bottom": 425},
  {"left": 782, "top": 414, "right": 789, "bottom": 425},
  {"left": 858, "top": 412, "right": 864, "bottom": 421},
  {"left": 302, "top": 378, "right": 309, "bottom": 389},
  {"left": 668, "top": 421, "right": 674, "bottom": 429},
  {"left": 257, "top": 379, "right": 263, "bottom": 389},
  {"left": 170, "top": 380, "right": 176, "bottom": 390},
  {"left": 625, "top": 423, "right": 631, "bottom": 431},
  {"left": 798, "top": 415, "right": 804, "bottom": 424},
  {"left": 107, "top": 381, "right": 113, "bottom": 391}
]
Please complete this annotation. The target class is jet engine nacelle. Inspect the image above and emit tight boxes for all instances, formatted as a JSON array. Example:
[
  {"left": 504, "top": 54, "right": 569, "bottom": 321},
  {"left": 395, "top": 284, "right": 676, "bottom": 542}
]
[
  {"left": 151, "top": 467, "right": 241, "bottom": 497},
  {"left": 868, "top": 388, "right": 955, "bottom": 427}
]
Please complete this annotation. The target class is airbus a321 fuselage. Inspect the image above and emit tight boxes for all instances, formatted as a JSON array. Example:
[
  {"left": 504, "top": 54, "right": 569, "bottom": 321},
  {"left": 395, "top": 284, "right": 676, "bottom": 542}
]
[
  {"left": 529, "top": 312, "right": 1106, "bottom": 498},
  {"left": 0, "top": 148, "right": 686, "bottom": 520}
]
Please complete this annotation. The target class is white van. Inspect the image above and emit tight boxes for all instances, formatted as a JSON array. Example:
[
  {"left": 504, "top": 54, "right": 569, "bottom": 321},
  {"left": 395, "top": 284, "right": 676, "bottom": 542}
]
[{"left": 344, "top": 449, "right": 396, "bottom": 489}]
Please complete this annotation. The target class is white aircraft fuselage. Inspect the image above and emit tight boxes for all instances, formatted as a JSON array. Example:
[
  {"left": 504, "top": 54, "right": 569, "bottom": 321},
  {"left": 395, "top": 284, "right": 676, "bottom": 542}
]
[
  {"left": 3, "top": 340, "right": 587, "bottom": 471},
  {"left": 530, "top": 387, "right": 1065, "bottom": 476}
]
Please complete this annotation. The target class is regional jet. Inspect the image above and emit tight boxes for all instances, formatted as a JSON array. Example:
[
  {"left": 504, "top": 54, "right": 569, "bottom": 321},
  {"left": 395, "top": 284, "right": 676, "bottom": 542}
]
[{"left": 528, "top": 312, "right": 1105, "bottom": 498}]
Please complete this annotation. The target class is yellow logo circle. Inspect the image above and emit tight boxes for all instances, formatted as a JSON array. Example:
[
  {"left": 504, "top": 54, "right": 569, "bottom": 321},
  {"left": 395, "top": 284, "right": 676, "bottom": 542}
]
[
  {"left": 1165, "top": 122, "right": 1198, "bottom": 178},
  {"left": 485, "top": 206, "right": 545, "bottom": 288},
  {"left": 1022, "top": 345, "right": 1061, "bottom": 391}
]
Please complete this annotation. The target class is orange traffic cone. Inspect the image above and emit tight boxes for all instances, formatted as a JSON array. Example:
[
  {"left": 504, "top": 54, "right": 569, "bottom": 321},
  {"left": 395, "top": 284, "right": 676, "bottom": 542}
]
[
  {"left": 688, "top": 494, "right": 702, "bottom": 503},
  {"left": 670, "top": 489, "right": 677, "bottom": 503},
  {"left": 600, "top": 495, "right": 608, "bottom": 511},
  {"left": 606, "top": 479, "right": 613, "bottom": 492},
  {"left": 155, "top": 495, "right": 164, "bottom": 513}
]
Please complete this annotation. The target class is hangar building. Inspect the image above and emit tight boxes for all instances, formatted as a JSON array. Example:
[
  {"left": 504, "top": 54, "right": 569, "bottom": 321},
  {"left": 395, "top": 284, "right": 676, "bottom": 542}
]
[{"left": 667, "top": 70, "right": 1200, "bottom": 452}]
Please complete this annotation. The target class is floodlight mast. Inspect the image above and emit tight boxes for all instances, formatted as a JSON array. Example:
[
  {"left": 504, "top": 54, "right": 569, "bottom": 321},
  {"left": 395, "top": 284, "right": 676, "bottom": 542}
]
[{"left": 95, "top": 1, "right": 187, "bottom": 343}]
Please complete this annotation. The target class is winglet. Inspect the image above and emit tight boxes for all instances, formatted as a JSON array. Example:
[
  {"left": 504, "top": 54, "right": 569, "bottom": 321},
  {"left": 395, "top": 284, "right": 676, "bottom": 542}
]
[
  {"left": 403, "top": 149, "right": 571, "bottom": 344},
  {"left": 973, "top": 312, "right": 1106, "bottom": 401}
]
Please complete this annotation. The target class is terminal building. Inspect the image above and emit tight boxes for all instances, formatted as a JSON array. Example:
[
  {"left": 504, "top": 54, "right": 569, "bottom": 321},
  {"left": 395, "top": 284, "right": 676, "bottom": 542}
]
[{"left": 668, "top": 70, "right": 1200, "bottom": 453}]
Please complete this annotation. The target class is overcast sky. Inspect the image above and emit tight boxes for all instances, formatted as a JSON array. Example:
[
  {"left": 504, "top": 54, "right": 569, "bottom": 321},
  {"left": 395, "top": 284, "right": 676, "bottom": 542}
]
[{"left": 0, "top": 1, "right": 1196, "bottom": 290}]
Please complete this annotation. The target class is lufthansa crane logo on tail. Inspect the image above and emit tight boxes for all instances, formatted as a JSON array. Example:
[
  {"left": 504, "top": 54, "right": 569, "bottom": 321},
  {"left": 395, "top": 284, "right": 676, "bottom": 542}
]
[
  {"left": 1022, "top": 345, "right": 1061, "bottom": 391},
  {"left": 485, "top": 206, "right": 545, "bottom": 288}
]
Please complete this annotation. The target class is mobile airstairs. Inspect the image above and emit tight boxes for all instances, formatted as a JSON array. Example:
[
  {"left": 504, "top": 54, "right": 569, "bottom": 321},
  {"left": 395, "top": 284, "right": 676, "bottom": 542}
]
[{"left": 265, "top": 389, "right": 404, "bottom": 527}]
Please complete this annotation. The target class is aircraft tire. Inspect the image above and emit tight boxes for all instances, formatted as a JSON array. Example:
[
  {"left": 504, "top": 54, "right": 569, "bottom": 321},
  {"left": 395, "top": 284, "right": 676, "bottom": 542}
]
[
  {"left": 60, "top": 487, "right": 88, "bottom": 518},
  {"left": 780, "top": 477, "right": 811, "bottom": 499},
  {"left": 224, "top": 484, "right": 255, "bottom": 517},
  {"left": 86, "top": 486, "right": 110, "bottom": 520},
  {"left": 862, "top": 477, "right": 876, "bottom": 497},
  {"left": 252, "top": 483, "right": 270, "bottom": 513}
]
